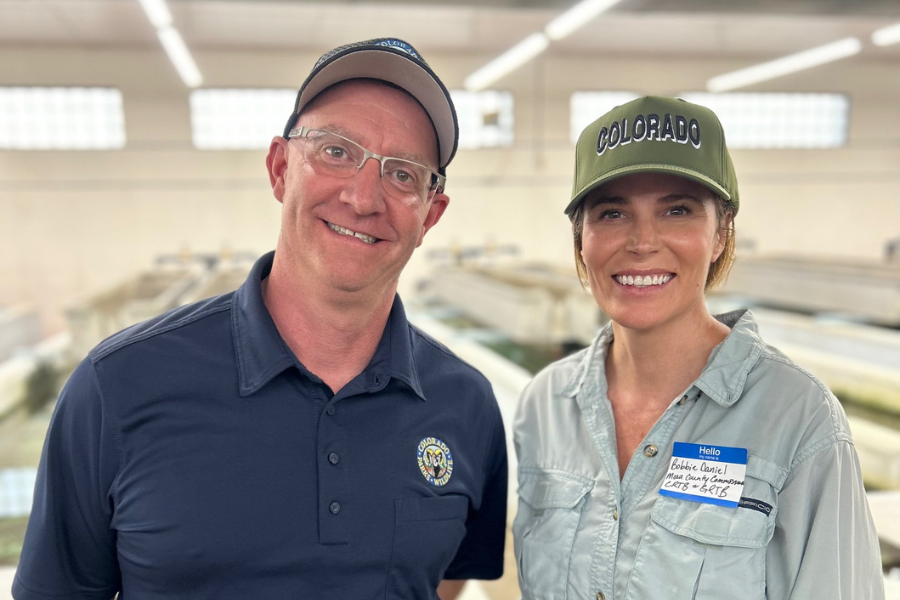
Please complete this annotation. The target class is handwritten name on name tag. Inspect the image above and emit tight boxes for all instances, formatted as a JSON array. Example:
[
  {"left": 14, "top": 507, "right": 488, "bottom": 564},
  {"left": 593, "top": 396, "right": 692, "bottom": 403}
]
[{"left": 659, "top": 442, "right": 747, "bottom": 507}]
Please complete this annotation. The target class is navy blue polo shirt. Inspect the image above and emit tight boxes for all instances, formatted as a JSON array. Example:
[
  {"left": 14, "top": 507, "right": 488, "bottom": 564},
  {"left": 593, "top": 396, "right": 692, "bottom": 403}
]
[{"left": 14, "top": 251, "right": 507, "bottom": 600}]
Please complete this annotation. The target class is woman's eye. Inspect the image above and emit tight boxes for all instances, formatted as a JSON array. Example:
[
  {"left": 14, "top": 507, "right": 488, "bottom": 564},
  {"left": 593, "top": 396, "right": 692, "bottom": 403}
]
[{"left": 667, "top": 205, "right": 691, "bottom": 216}]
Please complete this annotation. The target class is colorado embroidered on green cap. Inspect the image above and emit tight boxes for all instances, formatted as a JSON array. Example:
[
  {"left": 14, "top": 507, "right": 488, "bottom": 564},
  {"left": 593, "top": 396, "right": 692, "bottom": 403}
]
[{"left": 565, "top": 95, "right": 739, "bottom": 217}]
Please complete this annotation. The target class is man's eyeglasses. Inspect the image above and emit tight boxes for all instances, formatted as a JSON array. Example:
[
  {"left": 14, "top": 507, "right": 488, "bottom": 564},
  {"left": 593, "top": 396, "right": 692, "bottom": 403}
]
[{"left": 287, "top": 127, "right": 445, "bottom": 205}]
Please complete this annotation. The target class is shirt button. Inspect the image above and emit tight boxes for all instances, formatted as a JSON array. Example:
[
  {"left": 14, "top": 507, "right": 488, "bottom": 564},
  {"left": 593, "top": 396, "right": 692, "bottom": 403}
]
[
  {"left": 326, "top": 405, "right": 335, "bottom": 416},
  {"left": 328, "top": 452, "right": 340, "bottom": 465},
  {"left": 677, "top": 394, "right": 687, "bottom": 406},
  {"left": 644, "top": 444, "right": 658, "bottom": 457},
  {"left": 329, "top": 501, "right": 341, "bottom": 514},
  {"left": 613, "top": 508, "right": 618, "bottom": 521},
  {"left": 596, "top": 592, "right": 606, "bottom": 600}
]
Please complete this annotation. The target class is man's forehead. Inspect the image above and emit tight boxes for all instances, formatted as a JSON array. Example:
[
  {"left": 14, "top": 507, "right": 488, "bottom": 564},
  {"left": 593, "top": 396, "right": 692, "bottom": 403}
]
[
  {"left": 300, "top": 79, "right": 426, "bottom": 120},
  {"left": 297, "top": 79, "right": 439, "bottom": 165}
]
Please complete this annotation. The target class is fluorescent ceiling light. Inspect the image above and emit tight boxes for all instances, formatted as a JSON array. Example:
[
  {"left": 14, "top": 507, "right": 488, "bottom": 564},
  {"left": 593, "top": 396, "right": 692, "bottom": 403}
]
[
  {"left": 872, "top": 22, "right": 900, "bottom": 46},
  {"left": 137, "top": 0, "right": 172, "bottom": 28},
  {"left": 545, "top": 0, "right": 623, "bottom": 41},
  {"left": 707, "top": 37, "right": 861, "bottom": 93},
  {"left": 464, "top": 33, "right": 549, "bottom": 92},
  {"left": 136, "top": 0, "right": 201, "bottom": 89},
  {"left": 158, "top": 27, "right": 203, "bottom": 88}
]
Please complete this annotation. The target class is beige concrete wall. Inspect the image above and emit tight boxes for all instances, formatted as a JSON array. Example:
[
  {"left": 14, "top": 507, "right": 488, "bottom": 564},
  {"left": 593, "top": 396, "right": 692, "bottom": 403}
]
[{"left": 1, "top": 45, "right": 899, "bottom": 333}]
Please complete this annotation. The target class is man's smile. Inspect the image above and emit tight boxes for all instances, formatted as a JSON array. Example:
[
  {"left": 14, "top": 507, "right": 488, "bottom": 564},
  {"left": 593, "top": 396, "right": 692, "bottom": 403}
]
[{"left": 326, "top": 221, "right": 380, "bottom": 244}]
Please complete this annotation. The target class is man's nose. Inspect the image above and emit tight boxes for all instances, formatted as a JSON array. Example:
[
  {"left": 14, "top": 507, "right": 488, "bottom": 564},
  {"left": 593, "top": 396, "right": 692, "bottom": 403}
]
[{"left": 339, "top": 157, "right": 387, "bottom": 215}]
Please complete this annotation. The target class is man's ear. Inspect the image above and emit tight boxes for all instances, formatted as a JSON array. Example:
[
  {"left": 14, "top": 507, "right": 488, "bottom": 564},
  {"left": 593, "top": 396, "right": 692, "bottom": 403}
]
[
  {"left": 416, "top": 192, "right": 449, "bottom": 247},
  {"left": 266, "top": 137, "right": 290, "bottom": 203}
]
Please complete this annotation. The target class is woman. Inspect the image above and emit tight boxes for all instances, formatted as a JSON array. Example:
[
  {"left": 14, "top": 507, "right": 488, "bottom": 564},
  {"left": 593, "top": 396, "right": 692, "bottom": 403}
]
[{"left": 513, "top": 96, "right": 883, "bottom": 600}]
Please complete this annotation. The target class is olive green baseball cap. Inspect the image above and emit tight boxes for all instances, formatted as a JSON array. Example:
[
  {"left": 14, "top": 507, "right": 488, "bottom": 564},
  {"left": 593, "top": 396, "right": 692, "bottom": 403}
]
[{"left": 565, "top": 95, "right": 739, "bottom": 217}]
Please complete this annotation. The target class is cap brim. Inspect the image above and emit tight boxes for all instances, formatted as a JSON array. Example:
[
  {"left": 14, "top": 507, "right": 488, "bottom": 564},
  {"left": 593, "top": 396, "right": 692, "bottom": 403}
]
[
  {"left": 292, "top": 48, "right": 457, "bottom": 170},
  {"left": 564, "top": 164, "right": 733, "bottom": 217}
]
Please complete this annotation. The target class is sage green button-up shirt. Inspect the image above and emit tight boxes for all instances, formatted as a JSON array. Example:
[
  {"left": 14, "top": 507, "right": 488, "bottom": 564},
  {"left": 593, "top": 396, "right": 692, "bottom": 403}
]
[{"left": 513, "top": 310, "right": 883, "bottom": 600}]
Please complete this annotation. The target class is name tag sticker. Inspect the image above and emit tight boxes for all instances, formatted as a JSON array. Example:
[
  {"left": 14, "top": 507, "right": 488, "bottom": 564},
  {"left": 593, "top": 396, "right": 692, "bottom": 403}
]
[{"left": 659, "top": 442, "right": 747, "bottom": 507}]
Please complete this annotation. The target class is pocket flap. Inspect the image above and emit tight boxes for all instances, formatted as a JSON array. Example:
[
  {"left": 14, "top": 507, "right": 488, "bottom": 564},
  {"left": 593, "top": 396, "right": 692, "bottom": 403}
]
[
  {"left": 396, "top": 495, "right": 469, "bottom": 523},
  {"left": 651, "top": 494, "right": 775, "bottom": 549},
  {"left": 518, "top": 469, "right": 593, "bottom": 510}
]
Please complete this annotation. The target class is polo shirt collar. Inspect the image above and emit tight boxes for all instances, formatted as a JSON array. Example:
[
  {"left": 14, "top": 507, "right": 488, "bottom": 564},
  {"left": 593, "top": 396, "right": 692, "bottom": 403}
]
[
  {"left": 367, "top": 296, "right": 427, "bottom": 401},
  {"left": 562, "top": 309, "right": 763, "bottom": 409},
  {"left": 233, "top": 252, "right": 296, "bottom": 397},
  {"left": 232, "top": 251, "right": 425, "bottom": 400}
]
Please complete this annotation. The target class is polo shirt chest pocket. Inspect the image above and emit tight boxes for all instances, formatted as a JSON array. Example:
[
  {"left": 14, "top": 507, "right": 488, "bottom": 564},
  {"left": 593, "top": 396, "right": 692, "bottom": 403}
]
[
  {"left": 385, "top": 495, "right": 469, "bottom": 600},
  {"left": 625, "top": 456, "right": 780, "bottom": 600},
  {"left": 514, "top": 469, "right": 594, "bottom": 600}
]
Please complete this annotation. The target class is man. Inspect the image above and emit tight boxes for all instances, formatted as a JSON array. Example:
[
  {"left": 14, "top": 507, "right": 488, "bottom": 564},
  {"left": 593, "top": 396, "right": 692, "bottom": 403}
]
[{"left": 14, "top": 38, "right": 507, "bottom": 600}]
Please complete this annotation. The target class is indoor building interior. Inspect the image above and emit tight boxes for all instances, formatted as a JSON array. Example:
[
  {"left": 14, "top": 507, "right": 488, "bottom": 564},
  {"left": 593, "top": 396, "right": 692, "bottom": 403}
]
[{"left": 1, "top": 0, "right": 900, "bottom": 597}]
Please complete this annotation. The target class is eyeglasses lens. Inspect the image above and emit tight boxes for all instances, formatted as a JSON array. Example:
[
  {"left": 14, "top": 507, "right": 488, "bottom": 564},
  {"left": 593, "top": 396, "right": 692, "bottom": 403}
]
[{"left": 301, "top": 130, "right": 438, "bottom": 203}]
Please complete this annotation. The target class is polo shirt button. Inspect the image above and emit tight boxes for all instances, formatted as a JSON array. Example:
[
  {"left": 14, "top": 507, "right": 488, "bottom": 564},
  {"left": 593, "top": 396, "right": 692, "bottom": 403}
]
[
  {"left": 328, "top": 452, "right": 340, "bottom": 465},
  {"left": 326, "top": 405, "right": 335, "bottom": 416},
  {"left": 677, "top": 394, "right": 687, "bottom": 406},
  {"left": 329, "top": 501, "right": 341, "bottom": 515},
  {"left": 644, "top": 444, "right": 658, "bottom": 457},
  {"left": 613, "top": 508, "right": 618, "bottom": 521},
  {"left": 596, "top": 592, "right": 605, "bottom": 600}
]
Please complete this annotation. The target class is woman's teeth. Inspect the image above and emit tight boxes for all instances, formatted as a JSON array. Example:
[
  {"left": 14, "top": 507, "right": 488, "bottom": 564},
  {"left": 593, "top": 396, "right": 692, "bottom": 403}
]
[
  {"left": 615, "top": 274, "right": 672, "bottom": 287},
  {"left": 328, "top": 222, "right": 377, "bottom": 244}
]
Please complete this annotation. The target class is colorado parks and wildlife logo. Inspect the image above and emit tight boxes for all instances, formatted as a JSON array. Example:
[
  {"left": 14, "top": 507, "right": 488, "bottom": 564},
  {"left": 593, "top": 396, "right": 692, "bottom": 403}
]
[{"left": 417, "top": 437, "right": 454, "bottom": 486}]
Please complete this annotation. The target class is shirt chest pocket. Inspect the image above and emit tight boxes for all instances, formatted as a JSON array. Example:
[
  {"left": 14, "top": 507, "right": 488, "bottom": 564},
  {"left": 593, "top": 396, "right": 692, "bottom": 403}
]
[
  {"left": 385, "top": 495, "right": 469, "bottom": 600},
  {"left": 625, "top": 456, "right": 780, "bottom": 600},
  {"left": 514, "top": 469, "right": 594, "bottom": 600}
]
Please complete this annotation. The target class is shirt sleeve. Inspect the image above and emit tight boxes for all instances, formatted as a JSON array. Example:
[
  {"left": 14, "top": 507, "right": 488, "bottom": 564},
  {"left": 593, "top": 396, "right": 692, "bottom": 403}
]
[
  {"left": 13, "top": 358, "right": 121, "bottom": 600},
  {"left": 443, "top": 398, "right": 508, "bottom": 580},
  {"left": 766, "top": 438, "right": 884, "bottom": 600}
]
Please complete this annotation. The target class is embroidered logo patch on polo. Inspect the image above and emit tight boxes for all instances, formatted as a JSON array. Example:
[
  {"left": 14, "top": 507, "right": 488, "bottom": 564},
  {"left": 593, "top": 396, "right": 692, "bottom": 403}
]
[{"left": 417, "top": 437, "right": 453, "bottom": 486}]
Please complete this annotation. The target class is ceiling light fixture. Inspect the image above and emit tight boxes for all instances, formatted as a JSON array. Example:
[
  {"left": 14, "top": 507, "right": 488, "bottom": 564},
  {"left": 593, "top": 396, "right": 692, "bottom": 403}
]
[
  {"left": 464, "top": 33, "right": 549, "bottom": 92},
  {"left": 158, "top": 27, "right": 203, "bottom": 88},
  {"left": 707, "top": 37, "right": 862, "bottom": 93},
  {"left": 463, "top": 0, "right": 622, "bottom": 91},
  {"left": 545, "top": 0, "right": 623, "bottom": 41},
  {"left": 872, "top": 22, "right": 900, "bottom": 46},
  {"left": 136, "top": 0, "right": 172, "bottom": 28},
  {"left": 136, "top": 0, "right": 202, "bottom": 88}
]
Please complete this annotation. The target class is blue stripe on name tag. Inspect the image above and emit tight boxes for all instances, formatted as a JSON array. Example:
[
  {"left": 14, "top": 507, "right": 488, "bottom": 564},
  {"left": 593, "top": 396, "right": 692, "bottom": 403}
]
[
  {"left": 672, "top": 442, "right": 747, "bottom": 464},
  {"left": 659, "top": 488, "right": 740, "bottom": 508}
]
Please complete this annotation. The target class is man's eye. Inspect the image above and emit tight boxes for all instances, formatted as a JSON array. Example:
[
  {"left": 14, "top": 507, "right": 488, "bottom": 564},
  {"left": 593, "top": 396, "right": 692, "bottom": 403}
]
[
  {"left": 599, "top": 210, "right": 622, "bottom": 220},
  {"left": 324, "top": 146, "right": 347, "bottom": 159},
  {"left": 390, "top": 168, "right": 419, "bottom": 185},
  {"left": 667, "top": 205, "right": 691, "bottom": 216}
]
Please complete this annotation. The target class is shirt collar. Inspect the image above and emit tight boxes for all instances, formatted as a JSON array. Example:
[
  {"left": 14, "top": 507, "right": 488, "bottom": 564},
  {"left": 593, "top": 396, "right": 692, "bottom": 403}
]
[
  {"left": 374, "top": 297, "right": 427, "bottom": 401},
  {"left": 233, "top": 251, "right": 296, "bottom": 397},
  {"left": 562, "top": 308, "right": 763, "bottom": 409},
  {"left": 692, "top": 309, "right": 763, "bottom": 407},
  {"left": 232, "top": 251, "right": 425, "bottom": 400}
]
